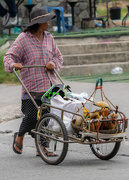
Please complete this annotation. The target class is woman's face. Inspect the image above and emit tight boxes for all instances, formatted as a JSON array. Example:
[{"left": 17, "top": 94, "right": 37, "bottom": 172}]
[{"left": 39, "top": 21, "right": 50, "bottom": 31}]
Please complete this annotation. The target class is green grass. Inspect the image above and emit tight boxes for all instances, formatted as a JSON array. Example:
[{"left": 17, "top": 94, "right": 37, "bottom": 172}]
[
  {"left": 50, "top": 26, "right": 129, "bottom": 38},
  {"left": 0, "top": 34, "right": 18, "bottom": 48},
  {"left": 97, "top": 6, "right": 128, "bottom": 19},
  {"left": 1, "top": 34, "right": 18, "bottom": 40},
  {"left": 0, "top": 52, "right": 19, "bottom": 84},
  {"left": 97, "top": 0, "right": 129, "bottom": 19},
  {"left": 0, "top": 26, "right": 129, "bottom": 45},
  {"left": 0, "top": 34, "right": 18, "bottom": 46},
  {"left": 63, "top": 71, "right": 129, "bottom": 83},
  {"left": 121, "top": 8, "right": 128, "bottom": 18},
  {"left": 1, "top": 26, "right": 129, "bottom": 42},
  {"left": 0, "top": 39, "right": 6, "bottom": 46}
]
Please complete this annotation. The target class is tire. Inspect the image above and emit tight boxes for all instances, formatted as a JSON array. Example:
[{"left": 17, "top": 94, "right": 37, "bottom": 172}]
[
  {"left": 35, "top": 113, "right": 69, "bottom": 165},
  {"left": 90, "top": 139, "right": 121, "bottom": 160}
]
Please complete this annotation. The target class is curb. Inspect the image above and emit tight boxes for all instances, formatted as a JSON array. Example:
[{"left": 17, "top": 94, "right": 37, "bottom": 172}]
[{"left": 0, "top": 104, "right": 23, "bottom": 122}]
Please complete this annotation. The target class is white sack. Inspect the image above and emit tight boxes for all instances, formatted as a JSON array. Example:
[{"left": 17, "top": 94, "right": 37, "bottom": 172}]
[{"left": 49, "top": 95, "right": 92, "bottom": 133}]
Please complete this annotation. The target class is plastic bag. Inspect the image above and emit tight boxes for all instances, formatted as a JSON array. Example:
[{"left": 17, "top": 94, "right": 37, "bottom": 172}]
[
  {"left": 80, "top": 92, "right": 89, "bottom": 99},
  {"left": 111, "top": 67, "right": 123, "bottom": 74},
  {"left": 50, "top": 95, "right": 92, "bottom": 133},
  {"left": 66, "top": 92, "right": 89, "bottom": 102},
  {"left": 49, "top": 116, "right": 74, "bottom": 133}
]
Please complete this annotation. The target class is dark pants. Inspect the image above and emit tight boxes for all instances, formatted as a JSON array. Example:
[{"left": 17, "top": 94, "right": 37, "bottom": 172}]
[
  {"left": 0, "top": 0, "right": 17, "bottom": 17},
  {"left": 19, "top": 99, "right": 49, "bottom": 147},
  {"left": 19, "top": 99, "right": 41, "bottom": 136}
]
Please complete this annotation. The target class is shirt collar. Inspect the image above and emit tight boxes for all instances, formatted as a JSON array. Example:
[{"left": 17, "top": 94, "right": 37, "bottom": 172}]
[{"left": 26, "top": 31, "right": 48, "bottom": 38}]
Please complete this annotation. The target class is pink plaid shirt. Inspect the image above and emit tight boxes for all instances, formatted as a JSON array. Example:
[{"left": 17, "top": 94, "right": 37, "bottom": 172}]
[{"left": 4, "top": 31, "right": 63, "bottom": 96}]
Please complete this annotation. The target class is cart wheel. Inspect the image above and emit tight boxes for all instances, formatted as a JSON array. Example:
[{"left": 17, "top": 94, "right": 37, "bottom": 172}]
[
  {"left": 89, "top": 139, "right": 121, "bottom": 160},
  {"left": 35, "top": 113, "right": 69, "bottom": 165}
]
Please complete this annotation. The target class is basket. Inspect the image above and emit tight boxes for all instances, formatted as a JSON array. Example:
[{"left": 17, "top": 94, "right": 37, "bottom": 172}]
[
  {"left": 71, "top": 119, "right": 118, "bottom": 135},
  {"left": 81, "top": 115, "right": 121, "bottom": 134},
  {"left": 72, "top": 77, "right": 128, "bottom": 137}
]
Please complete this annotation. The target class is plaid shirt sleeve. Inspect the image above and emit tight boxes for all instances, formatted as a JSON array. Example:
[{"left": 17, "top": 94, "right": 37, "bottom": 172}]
[
  {"left": 50, "top": 34, "right": 63, "bottom": 71},
  {"left": 4, "top": 33, "right": 24, "bottom": 73}
]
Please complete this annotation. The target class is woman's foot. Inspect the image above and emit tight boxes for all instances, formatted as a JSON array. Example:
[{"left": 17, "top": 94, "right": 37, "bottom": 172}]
[
  {"left": 36, "top": 146, "right": 58, "bottom": 157},
  {"left": 13, "top": 132, "right": 24, "bottom": 154}
]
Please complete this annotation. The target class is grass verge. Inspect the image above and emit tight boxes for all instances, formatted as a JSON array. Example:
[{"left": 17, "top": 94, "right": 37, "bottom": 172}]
[
  {"left": 50, "top": 27, "right": 129, "bottom": 38},
  {"left": 0, "top": 52, "right": 19, "bottom": 84},
  {"left": 1, "top": 27, "right": 129, "bottom": 41},
  {"left": 63, "top": 71, "right": 129, "bottom": 83}
]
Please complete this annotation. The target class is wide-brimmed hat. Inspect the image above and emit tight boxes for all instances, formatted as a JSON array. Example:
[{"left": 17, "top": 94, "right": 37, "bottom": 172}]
[{"left": 26, "top": 7, "right": 56, "bottom": 27}]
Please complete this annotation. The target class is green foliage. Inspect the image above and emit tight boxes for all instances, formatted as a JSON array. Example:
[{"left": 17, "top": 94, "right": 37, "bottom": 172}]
[
  {"left": 0, "top": 52, "right": 19, "bottom": 84},
  {"left": 97, "top": 3, "right": 128, "bottom": 18},
  {"left": 97, "top": 6, "right": 107, "bottom": 17},
  {"left": 112, "top": 0, "right": 117, "bottom": 7},
  {"left": 98, "top": 0, "right": 102, "bottom": 4},
  {"left": 0, "top": 39, "right": 6, "bottom": 46}
]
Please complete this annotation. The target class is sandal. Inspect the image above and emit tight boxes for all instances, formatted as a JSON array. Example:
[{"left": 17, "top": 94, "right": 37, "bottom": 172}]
[
  {"left": 36, "top": 151, "right": 40, "bottom": 156},
  {"left": 13, "top": 132, "right": 23, "bottom": 154},
  {"left": 36, "top": 150, "right": 58, "bottom": 157},
  {"left": 45, "top": 152, "right": 58, "bottom": 157}
]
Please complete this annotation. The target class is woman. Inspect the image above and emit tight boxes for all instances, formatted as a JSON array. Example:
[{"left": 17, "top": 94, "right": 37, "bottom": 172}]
[{"left": 4, "top": 7, "right": 63, "bottom": 156}]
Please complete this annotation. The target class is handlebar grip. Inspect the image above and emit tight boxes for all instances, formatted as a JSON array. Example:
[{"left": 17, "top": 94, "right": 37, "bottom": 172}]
[
  {"left": 65, "top": 85, "right": 71, "bottom": 92},
  {"left": 95, "top": 77, "right": 103, "bottom": 88}
]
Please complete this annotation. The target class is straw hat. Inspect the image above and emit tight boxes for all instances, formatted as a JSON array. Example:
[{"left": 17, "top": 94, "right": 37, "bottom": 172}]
[{"left": 26, "top": 7, "right": 56, "bottom": 27}]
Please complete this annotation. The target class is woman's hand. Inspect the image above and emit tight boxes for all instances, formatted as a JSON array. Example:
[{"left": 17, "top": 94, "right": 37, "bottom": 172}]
[
  {"left": 46, "top": 62, "right": 55, "bottom": 70},
  {"left": 13, "top": 63, "right": 23, "bottom": 71}
]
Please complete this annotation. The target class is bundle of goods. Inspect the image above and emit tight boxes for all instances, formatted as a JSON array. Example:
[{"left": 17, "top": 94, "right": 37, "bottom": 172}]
[{"left": 71, "top": 78, "right": 128, "bottom": 139}]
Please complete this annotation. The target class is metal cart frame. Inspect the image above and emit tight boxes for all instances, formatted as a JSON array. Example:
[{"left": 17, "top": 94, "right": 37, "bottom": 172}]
[{"left": 13, "top": 66, "right": 128, "bottom": 165}]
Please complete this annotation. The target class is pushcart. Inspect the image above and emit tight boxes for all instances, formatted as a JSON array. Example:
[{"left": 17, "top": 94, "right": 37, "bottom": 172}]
[{"left": 13, "top": 66, "right": 128, "bottom": 165}]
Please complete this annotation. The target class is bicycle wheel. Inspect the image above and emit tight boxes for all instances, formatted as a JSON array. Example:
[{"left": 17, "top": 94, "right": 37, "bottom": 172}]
[
  {"left": 35, "top": 113, "right": 69, "bottom": 165},
  {"left": 90, "top": 139, "right": 121, "bottom": 160}
]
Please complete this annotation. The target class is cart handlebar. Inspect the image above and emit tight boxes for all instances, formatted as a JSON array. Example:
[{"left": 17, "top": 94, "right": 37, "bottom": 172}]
[
  {"left": 17, "top": 65, "right": 71, "bottom": 91},
  {"left": 13, "top": 65, "right": 64, "bottom": 84},
  {"left": 13, "top": 65, "right": 71, "bottom": 100},
  {"left": 95, "top": 77, "right": 103, "bottom": 89}
]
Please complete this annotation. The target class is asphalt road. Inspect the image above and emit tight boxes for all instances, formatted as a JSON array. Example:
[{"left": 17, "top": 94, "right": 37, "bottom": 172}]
[{"left": 0, "top": 81, "right": 129, "bottom": 180}]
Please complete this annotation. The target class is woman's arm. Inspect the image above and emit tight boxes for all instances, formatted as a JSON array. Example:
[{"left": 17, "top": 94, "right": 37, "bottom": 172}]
[
  {"left": 47, "top": 36, "right": 63, "bottom": 71},
  {"left": 4, "top": 33, "right": 24, "bottom": 73}
]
